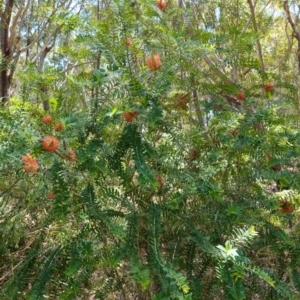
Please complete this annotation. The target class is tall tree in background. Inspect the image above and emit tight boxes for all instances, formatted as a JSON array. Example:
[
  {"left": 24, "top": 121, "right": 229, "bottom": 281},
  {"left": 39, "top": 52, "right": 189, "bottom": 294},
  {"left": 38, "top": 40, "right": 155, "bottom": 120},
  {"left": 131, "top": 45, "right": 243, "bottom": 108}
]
[
  {"left": 0, "top": 0, "right": 81, "bottom": 106},
  {"left": 0, "top": 0, "right": 14, "bottom": 103}
]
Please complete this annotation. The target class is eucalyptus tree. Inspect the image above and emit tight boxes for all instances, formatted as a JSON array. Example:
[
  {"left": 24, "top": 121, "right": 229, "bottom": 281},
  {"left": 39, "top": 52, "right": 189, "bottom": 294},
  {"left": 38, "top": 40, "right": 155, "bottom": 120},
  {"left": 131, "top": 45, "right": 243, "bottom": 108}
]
[{"left": 0, "top": 0, "right": 85, "bottom": 105}]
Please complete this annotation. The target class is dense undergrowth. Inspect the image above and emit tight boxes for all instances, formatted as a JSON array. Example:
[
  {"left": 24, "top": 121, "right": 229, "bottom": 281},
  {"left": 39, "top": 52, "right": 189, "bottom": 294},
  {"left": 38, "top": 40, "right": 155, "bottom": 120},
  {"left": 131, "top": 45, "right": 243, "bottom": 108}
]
[{"left": 1, "top": 0, "right": 300, "bottom": 299}]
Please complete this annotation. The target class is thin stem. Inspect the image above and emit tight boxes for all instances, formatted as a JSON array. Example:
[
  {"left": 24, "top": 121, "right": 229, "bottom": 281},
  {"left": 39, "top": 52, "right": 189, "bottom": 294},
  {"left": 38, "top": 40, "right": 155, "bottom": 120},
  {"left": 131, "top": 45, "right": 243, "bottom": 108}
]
[{"left": 247, "top": 0, "right": 265, "bottom": 74}]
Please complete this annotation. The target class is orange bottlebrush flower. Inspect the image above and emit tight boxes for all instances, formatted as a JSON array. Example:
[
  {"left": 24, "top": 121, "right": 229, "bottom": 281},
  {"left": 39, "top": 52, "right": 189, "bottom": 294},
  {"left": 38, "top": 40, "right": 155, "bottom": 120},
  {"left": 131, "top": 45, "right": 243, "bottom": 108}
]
[
  {"left": 146, "top": 54, "right": 162, "bottom": 71},
  {"left": 66, "top": 149, "right": 76, "bottom": 162},
  {"left": 125, "top": 38, "right": 132, "bottom": 48},
  {"left": 279, "top": 200, "right": 294, "bottom": 214},
  {"left": 155, "top": 174, "right": 163, "bottom": 188},
  {"left": 131, "top": 110, "right": 139, "bottom": 117},
  {"left": 22, "top": 153, "right": 34, "bottom": 164},
  {"left": 156, "top": 0, "right": 166, "bottom": 11},
  {"left": 123, "top": 112, "right": 134, "bottom": 122},
  {"left": 264, "top": 83, "right": 274, "bottom": 93},
  {"left": 122, "top": 111, "right": 138, "bottom": 122},
  {"left": 48, "top": 191, "right": 55, "bottom": 200},
  {"left": 54, "top": 122, "right": 64, "bottom": 132},
  {"left": 42, "top": 115, "right": 53, "bottom": 125},
  {"left": 42, "top": 136, "right": 60, "bottom": 152},
  {"left": 23, "top": 161, "right": 39, "bottom": 173},
  {"left": 236, "top": 91, "right": 245, "bottom": 101},
  {"left": 22, "top": 154, "right": 39, "bottom": 173}
]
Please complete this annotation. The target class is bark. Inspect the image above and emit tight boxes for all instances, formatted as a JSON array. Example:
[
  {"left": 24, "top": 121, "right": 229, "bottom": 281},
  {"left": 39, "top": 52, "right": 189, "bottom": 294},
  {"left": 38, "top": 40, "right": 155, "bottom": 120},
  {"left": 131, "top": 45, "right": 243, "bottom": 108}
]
[
  {"left": 192, "top": 89, "right": 204, "bottom": 127},
  {"left": 247, "top": 0, "right": 265, "bottom": 74},
  {"left": 0, "top": 0, "right": 74, "bottom": 105},
  {"left": 283, "top": 0, "right": 300, "bottom": 74},
  {"left": 203, "top": 55, "right": 235, "bottom": 86},
  {"left": 0, "top": 0, "right": 14, "bottom": 104},
  {"left": 38, "top": 45, "right": 54, "bottom": 111}
]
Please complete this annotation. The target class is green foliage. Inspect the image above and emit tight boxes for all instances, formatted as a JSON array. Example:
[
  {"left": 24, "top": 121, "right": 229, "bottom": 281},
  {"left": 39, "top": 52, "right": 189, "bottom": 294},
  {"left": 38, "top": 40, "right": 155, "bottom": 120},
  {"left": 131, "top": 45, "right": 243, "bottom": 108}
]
[
  {"left": 27, "top": 246, "right": 63, "bottom": 300},
  {"left": 1, "top": 0, "right": 300, "bottom": 299}
]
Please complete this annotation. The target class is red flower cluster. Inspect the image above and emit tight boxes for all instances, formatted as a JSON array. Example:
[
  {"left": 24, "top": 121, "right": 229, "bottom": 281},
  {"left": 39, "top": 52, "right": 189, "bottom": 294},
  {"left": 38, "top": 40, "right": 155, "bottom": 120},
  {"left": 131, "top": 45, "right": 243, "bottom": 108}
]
[
  {"left": 42, "top": 115, "right": 64, "bottom": 132},
  {"left": 155, "top": 174, "right": 163, "bottom": 189},
  {"left": 42, "top": 136, "right": 60, "bottom": 152},
  {"left": 264, "top": 83, "right": 274, "bottom": 93},
  {"left": 236, "top": 91, "right": 245, "bottom": 101},
  {"left": 42, "top": 115, "right": 53, "bottom": 125},
  {"left": 48, "top": 191, "right": 55, "bottom": 200},
  {"left": 279, "top": 200, "right": 294, "bottom": 214},
  {"left": 156, "top": 0, "right": 166, "bottom": 11},
  {"left": 122, "top": 111, "right": 139, "bottom": 122},
  {"left": 22, "top": 154, "right": 39, "bottom": 173},
  {"left": 54, "top": 122, "right": 64, "bottom": 131},
  {"left": 125, "top": 38, "right": 132, "bottom": 48},
  {"left": 146, "top": 54, "right": 162, "bottom": 71}
]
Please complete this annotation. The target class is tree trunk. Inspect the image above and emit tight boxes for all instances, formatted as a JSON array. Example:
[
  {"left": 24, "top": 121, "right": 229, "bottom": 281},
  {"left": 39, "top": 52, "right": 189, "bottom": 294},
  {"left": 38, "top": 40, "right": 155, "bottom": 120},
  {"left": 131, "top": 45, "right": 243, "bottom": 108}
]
[{"left": 0, "top": 0, "right": 14, "bottom": 104}]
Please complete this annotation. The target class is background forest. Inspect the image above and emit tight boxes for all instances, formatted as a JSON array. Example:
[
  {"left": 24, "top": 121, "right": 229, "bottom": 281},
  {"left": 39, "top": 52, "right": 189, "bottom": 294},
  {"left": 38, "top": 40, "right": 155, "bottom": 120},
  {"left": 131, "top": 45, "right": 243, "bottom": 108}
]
[{"left": 1, "top": 0, "right": 300, "bottom": 299}]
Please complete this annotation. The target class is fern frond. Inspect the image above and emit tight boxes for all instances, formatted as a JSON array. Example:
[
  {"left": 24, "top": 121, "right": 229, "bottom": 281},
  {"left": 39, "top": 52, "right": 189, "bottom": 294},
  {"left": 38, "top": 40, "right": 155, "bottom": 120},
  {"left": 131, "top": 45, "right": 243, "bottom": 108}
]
[
  {"left": 246, "top": 265, "right": 275, "bottom": 288},
  {"left": 1, "top": 234, "right": 45, "bottom": 299},
  {"left": 82, "top": 184, "right": 126, "bottom": 241},
  {"left": 130, "top": 259, "right": 150, "bottom": 291},
  {"left": 129, "top": 124, "right": 156, "bottom": 188},
  {"left": 27, "top": 246, "right": 62, "bottom": 300},
  {"left": 229, "top": 226, "right": 258, "bottom": 248},
  {"left": 291, "top": 268, "right": 300, "bottom": 292}
]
